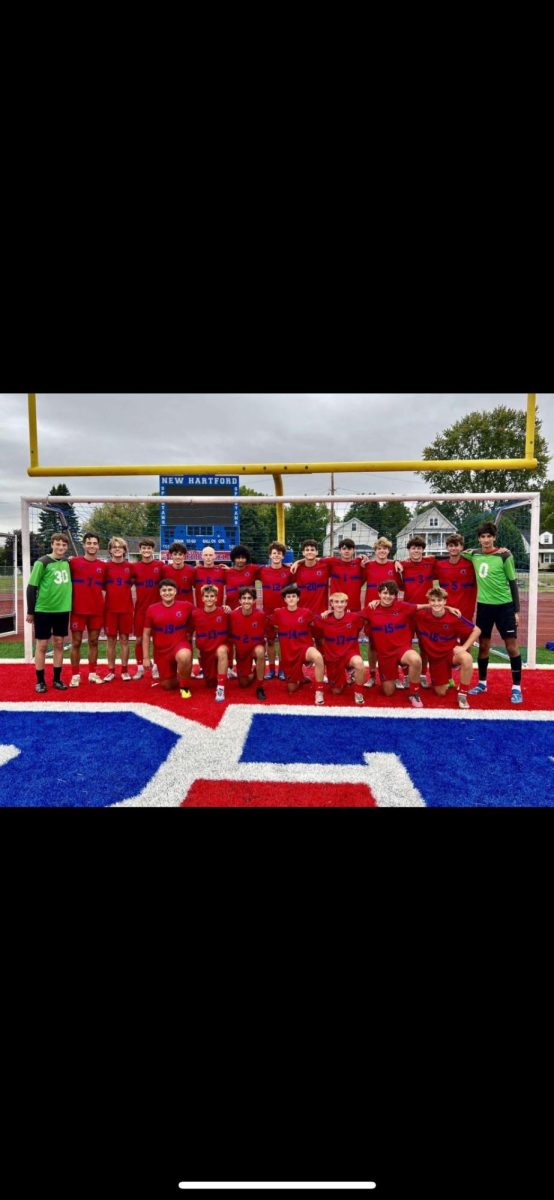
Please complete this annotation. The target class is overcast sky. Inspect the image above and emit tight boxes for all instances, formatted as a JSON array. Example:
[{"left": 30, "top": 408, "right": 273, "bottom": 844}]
[{"left": 1, "top": 393, "right": 552, "bottom": 535}]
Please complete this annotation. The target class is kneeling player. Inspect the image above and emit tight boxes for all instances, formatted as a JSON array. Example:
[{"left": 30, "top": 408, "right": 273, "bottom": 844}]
[
  {"left": 190, "top": 584, "right": 230, "bottom": 702},
  {"left": 142, "top": 580, "right": 193, "bottom": 698},
  {"left": 268, "top": 584, "right": 325, "bottom": 704},
  {"left": 415, "top": 587, "right": 480, "bottom": 709},
  {"left": 361, "top": 581, "right": 425, "bottom": 708},
  {"left": 313, "top": 593, "right": 367, "bottom": 705},
  {"left": 229, "top": 587, "right": 269, "bottom": 701}
]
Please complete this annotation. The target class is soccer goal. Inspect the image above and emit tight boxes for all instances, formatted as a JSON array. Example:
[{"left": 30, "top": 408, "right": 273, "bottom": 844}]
[
  {"left": 21, "top": 492, "right": 541, "bottom": 666},
  {"left": 0, "top": 533, "right": 18, "bottom": 637}
]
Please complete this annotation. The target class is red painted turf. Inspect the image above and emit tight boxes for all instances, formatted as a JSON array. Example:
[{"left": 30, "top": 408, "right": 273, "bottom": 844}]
[{"left": 184, "top": 780, "right": 376, "bottom": 807}]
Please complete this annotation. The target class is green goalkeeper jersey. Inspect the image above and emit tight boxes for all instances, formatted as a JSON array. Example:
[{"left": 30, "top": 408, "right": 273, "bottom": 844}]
[
  {"left": 461, "top": 550, "right": 516, "bottom": 605},
  {"left": 28, "top": 555, "right": 72, "bottom": 612}
]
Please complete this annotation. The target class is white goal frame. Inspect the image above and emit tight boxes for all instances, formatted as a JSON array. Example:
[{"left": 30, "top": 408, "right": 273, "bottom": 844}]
[{"left": 21, "top": 492, "right": 541, "bottom": 666}]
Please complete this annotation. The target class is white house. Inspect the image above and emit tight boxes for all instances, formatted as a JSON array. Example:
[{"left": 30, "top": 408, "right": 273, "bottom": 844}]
[
  {"left": 395, "top": 507, "right": 457, "bottom": 559},
  {"left": 539, "top": 530, "right": 554, "bottom": 568},
  {"left": 322, "top": 517, "right": 379, "bottom": 557}
]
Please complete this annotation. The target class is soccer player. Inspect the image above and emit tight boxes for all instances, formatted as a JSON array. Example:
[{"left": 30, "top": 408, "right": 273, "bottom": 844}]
[
  {"left": 313, "top": 593, "right": 367, "bottom": 705},
  {"left": 26, "top": 532, "right": 72, "bottom": 693},
  {"left": 142, "top": 579, "right": 193, "bottom": 698},
  {"left": 132, "top": 537, "right": 165, "bottom": 680},
  {"left": 267, "top": 584, "right": 325, "bottom": 704},
  {"left": 100, "top": 536, "right": 135, "bottom": 683},
  {"left": 189, "top": 584, "right": 230, "bottom": 701},
  {"left": 396, "top": 536, "right": 439, "bottom": 688},
  {"left": 328, "top": 538, "right": 366, "bottom": 610},
  {"left": 361, "top": 580, "right": 426, "bottom": 708},
  {"left": 415, "top": 587, "right": 481, "bottom": 709},
  {"left": 164, "top": 541, "right": 195, "bottom": 605},
  {"left": 435, "top": 534, "right": 478, "bottom": 622},
  {"left": 463, "top": 521, "right": 523, "bottom": 703},
  {"left": 192, "top": 546, "right": 227, "bottom": 606},
  {"left": 221, "top": 545, "right": 260, "bottom": 609},
  {"left": 257, "top": 541, "right": 291, "bottom": 679},
  {"left": 363, "top": 537, "right": 399, "bottom": 689},
  {"left": 289, "top": 539, "right": 332, "bottom": 615},
  {"left": 229, "top": 587, "right": 269, "bottom": 700},
  {"left": 68, "top": 532, "right": 106, "bottom": 686}
]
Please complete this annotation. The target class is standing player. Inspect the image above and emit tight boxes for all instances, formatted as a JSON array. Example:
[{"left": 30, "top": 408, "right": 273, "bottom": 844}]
[
  {"left": 132, "top": 538, "right": 165, "bottom": 680},
  {"left": 100, "top": 537, "right": 135, "bottom": 683},
  {"left": 289, "top": 539, "right": 333, "bottom": 615},
  {"left": 396, "top": 536, "right": 438, "bottom": 688},
  {"left": 313, "top": 593, "right": 367, "bottom": 705},
  {"left": 26, "top": 532, "right": 72, "bottom": 693},
  {"left": 435, "top": 534, "right": 478, "bottom": 621},
  {"left": 229, "top": 587, "right": 269, "bottom": 700},
  {"left": 257, "top": 541, "right": 291, "bottom": 679},
  {"left": 463, "top": 522, "right": 523, "bottom": 703},
  {"left": 221, "top": 545, "right": 260, "bottom": 609},
  {"left": 192, "top": 546, "right": 227, "bottom": 606},
  {"left": 164, "top": 541, "right": 195, "bottom": 606},
  {"left": 189, "top": 584, "right": 230, "bottom": 701},
  {"left": 267, "top": 584, "right": 325, "bottom": 704},
  {"left": 328, "top": 538, "right": 366, "bottom": 609},
  {"left": 361, "top": 581, "right": 425, "bottom": 708},
  {"left": 363, "top": 537, "right": 399, "bottom": 688},
  {"left": 415, "top": 588, "right": 480, "bottom": 709},
  {"left": 142, "top": 579, "right": 193, "bottom": 698},
  {"left": 68, "top": 532, "right": 106, "bottom": 686}
]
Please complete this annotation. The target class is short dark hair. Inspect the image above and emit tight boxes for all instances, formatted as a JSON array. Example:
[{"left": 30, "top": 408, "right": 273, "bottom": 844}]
[
  {"left": 268, "top": 541, "right": 286, "bottom": 555},
  {"left": 446, "top": 534, "right": 464, "bottom": 547},
  {"left": 478, "top": 522, "right": 497, "bottom": 537},
  {"left": 82, "top": 531, "right": 100, "bottom": 544},
  {"left": 230, "top": 545, "right": 251, "bottom": 563},
  {"left": 51, "top": 532, "right": 69, "bottom": 545},
  {"left": 139, "top": 537, "right": 156, "bottom": 549},
  {"left": 338, "top": 538, "right": 355, "bottom": 550},
  {"left": 169, "top": 541, "right": 186, "bottom": 554},
  {"left": 407, "top": 537, "right": 426, "bottom": 550},
  {"left": 281, "top": 584, "right": 301, "bottom": 598},
  {"left": 159, "top": 578, "right": 177, "bottom": 590},
  {"left": 238, "top": 586, "right": 256, "bottom": 600},
  {"left": 302, "top": 538, "right": 318, "bottom": 551},
  {"left": 378, "top": 580, "right": 399, "bottom": 596}
]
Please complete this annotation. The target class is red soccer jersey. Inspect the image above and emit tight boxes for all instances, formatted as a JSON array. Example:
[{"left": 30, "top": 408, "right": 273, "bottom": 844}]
[
  {"left": 104, "top": 561, "right": 135, "bottom": 614},
  {"left": 326, "top": 557, "right": 365, "bottom": 609},
  {"left": 69, "top": 557, "right": 106, "bottom": 616},
  {"left": 361, "top": 600, "right": 419, "bottom": 656},
  {"left": 435, "top": 558, "right": 477, "bottom": 621},
  {"left": 294, "top": 560, "right": 332, "bottom": 614},
  {"left": 311, "top": 611, "right": 366, "bottom": 663},
  {"left": 414, "top": 610, "right": 476, "bottom": 659},
  {"left": 164, "top": 563, "right": 195, "bottom": 604},
  {"left": 224, "top": 564, "right": 261, "bottom": 609},
  {"left": 192, "top": 566, "right": 226, "bottom": 606},
  {"left": 257, "top": 565, "right": 292, "bottom": 613},
  {"left": 133, "top": 561, "right": 166, "bottom": 614},
  {"left": 190, "top": 606, "right": 230, "bottom": 653},
  {"left": 364, "top": 559, "right": 398, "bottom": 600},
  {"left": 145, "top": 601, "right": 193, "bottom": 655},
  {"left": 267, "top": 606, "right": 315, "bottom": 668},
  {"left": 229, "top": 608, "right": 270, "bottom": 658},
  {"left": 399, "top": 557, "right": 438, "bottom": 604}
]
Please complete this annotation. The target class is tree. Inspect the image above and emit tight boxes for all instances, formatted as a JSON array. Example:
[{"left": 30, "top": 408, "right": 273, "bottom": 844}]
[
  {"left": 343, "top": 501, "right": 383, "bottom": 531},
  {"left": 91, "top": 502, "right": 155, "bottom": 545},
  {"left": 417, "top": 405, "right": 550, "bottom": 499},
  {"left": 379, "top": 501, "right": 413, "bottom": 543},
  {"left": 238, "top": 488, "right": 277, "bottom": 561},
  {"left": 540, "top": 480, "right": 554, "bottom": 532},
  {"left": 5, "top": 531, "right": 43, "bottom": 568},
  {"left": 284, "top": 503, "right": 328, "bottom": 556},
  {"left": 37, "top": 484, "right": 81, "bottom": 551},
  {"left": 458, "top": 511, "right": 528, "bottom": 569}
]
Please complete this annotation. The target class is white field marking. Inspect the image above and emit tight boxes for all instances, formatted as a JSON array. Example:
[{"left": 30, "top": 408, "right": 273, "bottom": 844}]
[
  {"left": 177, "top": 1187, "right": 377, "bottom": 1192},
  {"left": 0, "top": 744, "right": 21, "bottom": 767}
]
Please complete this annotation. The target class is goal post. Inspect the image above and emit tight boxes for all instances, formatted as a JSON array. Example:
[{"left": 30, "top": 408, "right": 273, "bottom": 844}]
[
  {"left": 21, "top": 491, "right": 541, "bottom": 667},
  {"left": 0, "top": 533, "right": 18, "bottom": 637}
]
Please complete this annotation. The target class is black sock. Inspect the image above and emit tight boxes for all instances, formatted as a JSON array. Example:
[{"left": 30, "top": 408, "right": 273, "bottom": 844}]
[
  {"left": 510, "top": 655, "right": 522, "bottom": 686},
  {"left": 478, "top": 657, "right": 489, "bottom": 683},
  {"left": 36, "top": 669, "right": 45, "bottom": 684},
  {"left": 53, "top": 666, "right": 62, "bottom": 682}
]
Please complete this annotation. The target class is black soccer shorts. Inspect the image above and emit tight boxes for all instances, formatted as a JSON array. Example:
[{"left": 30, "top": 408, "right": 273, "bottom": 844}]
[
  {"left": 476, "top": 602, "right": 518, "bottom": 641},
  {"left": 33, "top": 610, "right": 70, "bottom": 639}
]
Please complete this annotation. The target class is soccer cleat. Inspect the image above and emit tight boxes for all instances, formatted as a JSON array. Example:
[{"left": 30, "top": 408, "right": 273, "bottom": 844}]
[
  {"left": 364, "top": 676, "right": 376, "bottom": 689},
  {"left": 264, "top": 669, "right": 276, "bottom": 680},
  {"left": 346, "top": 667, "right": 356, "bottom": 685},
  {"left": 88, "top": 673, "right": 103, "bottom": 684},
  {"left": 408, "top": 692, "right": 423, "bottom": 709},
  {"left": 151, "top": 663, "right": 160, "bottom": 680},
  {"left": 396, "top": 676, "right": 409, "bottom": 690},
  {"left": 446, "top": 678, "right": 457, "bottom": 690},
  {"left": 134, "top": 666, "right": 144, "bottom": 679},
  {"left": 53, "top": 680, "right": 68, "bottom": 691},
  {"left": 121, "top": 672, "right": 133, "bottom": 681},
  {"left": 458, "top": 693, "right": 470, "bottom": 709},
  {"left": 69, "top": 676, "right": 80, "bottom": 688},
  {"left": 419, "top": 677, "right": 431, "bottom": 689},
  {"left": 180, "top": 687, "right": 192, "bottom": 700},
  {"left": 511, "top": 686, "right": 523, "bottom": 705},
  {"left": 256, "top": 686, "right": 267, "bottom": 701},
  {"left": 227, "top": 667, "right": 238, "bottom": 679},
  {"left": 101, "top": 672, "right": 116, "bottom": 683},
  {"left": 278, "top": 669, "right": 286, "bottom": 680},
  {"left": 468, "top": 681, "right": 487, "bottom": 695},
  {"left": 215, "top": 685, "right": 225, "bottom": 702},
  {"left": 354, "top": 691, "right": 365, "bottom": 706},
  {"left": 315, "top": 689, "right": 325, "bottom": 705},
  {"left": 35, "top": 681, "right": 47, "bottom": 694},
  {"left": 194, "top": 666, "right": 203, "bottom": 679}
]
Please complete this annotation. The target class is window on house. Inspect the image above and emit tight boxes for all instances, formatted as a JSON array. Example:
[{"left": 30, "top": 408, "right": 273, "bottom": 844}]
[
  {"left": 429, "top": 517, "right": 439, "bottom": 527},
  {"left": 352, "top": 522, "right": 357, "bottom": 531}
]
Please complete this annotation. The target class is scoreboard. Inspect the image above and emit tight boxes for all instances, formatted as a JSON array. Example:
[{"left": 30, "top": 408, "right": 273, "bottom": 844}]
[{"left": 160, "top": 474, "right": 240, "bottom": 555}]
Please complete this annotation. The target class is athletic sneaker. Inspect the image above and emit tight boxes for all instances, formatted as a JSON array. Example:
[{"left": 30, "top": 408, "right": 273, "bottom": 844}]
[
  {"left": 419, "top": 677, "right": 431, "bottom": 689},
  {"left": 121, "top": 672, "right": 133, "bottom": 681},
  {"left": 151, "top": 663, "right": 160, "bottom": 680},
  {"left": 468, "top": 681, "right": 487, "bottom": 695},
  {"left": 35, "top": 681, "right": 47, "bottom": 694},
  {"left": 346, "top": 667, "right": 356, "bottom": 685},
  {"left": 315, "top": 689, "right": 325, "bottom": 705},
  {"left": 458, "top": 693, "right": 470, "bottom": 709},
  {"left": 88, "top": 673, "right": 103, "bottom": 684},
  {"left": 408, "top": 692, "right": 423, "bottom": 709},
  {"left": 256, "top": 686, "right": 267, "bottom": 701},
  {"left": 69, "top": 675, "right": 80, "bottom": 688},
  {"left": 227, "top": 668, "right": 238, "bottom": 679},
  {"left": 53, "top": 680, "right": 68, "bottom": 691},
  {"left": 354, "top": 692, "right": 365, "bottom": 706},
  {"left": 180, "top": 687, "right": 191, "bottom": 700},
  {"left": 264, "top": 669, "right": 276, "bottom": 680},
  {"left": 364, "top": 675, "right": 376, "bottom": 689},
  {"left": 101, "top": 672, "right": 116, "bottom": 683},
  {"left": 511, "top": 686, "right": 523, "bottom": 705},
  {"left": 278, "top": 669, "right": 286, "bottom": 680},
  {"left": 134, "top": 666, "right": 144, "bottom": 679},
  {"left": 396, "top": 676, "right": 409, "bottom": 690},
  {"left": 194, "top": 666, "right": 203, "bottom": 679},
  {"left": 215, "top": 685, "right": 225, "bottom": 702}
]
